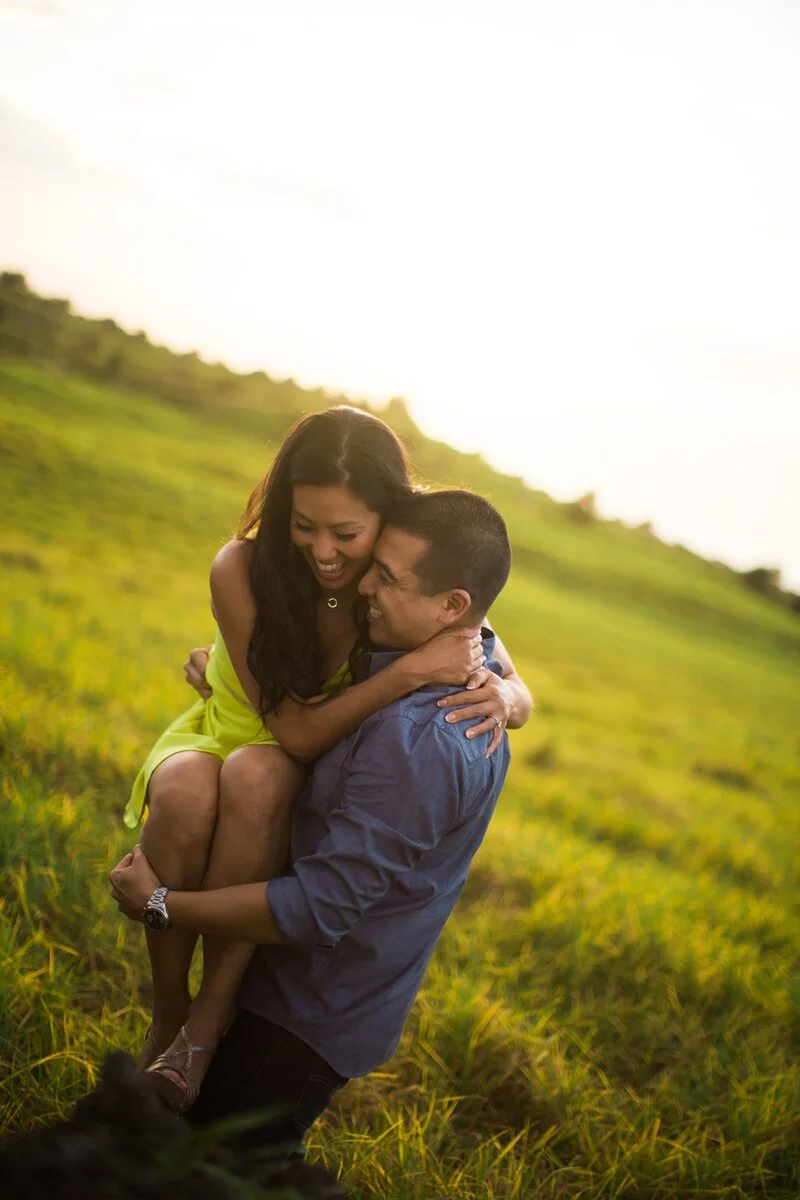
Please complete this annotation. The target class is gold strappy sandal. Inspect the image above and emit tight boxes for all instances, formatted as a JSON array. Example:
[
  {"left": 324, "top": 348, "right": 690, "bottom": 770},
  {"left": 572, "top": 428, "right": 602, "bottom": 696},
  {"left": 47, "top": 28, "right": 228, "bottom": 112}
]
[{"left": 144, "top": 1026, "right": 216, "bottom": 1115}]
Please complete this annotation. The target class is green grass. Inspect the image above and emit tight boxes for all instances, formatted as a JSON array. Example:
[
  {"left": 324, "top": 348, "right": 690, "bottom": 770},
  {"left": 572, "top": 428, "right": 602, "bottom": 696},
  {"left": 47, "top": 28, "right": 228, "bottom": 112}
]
[{"left": 2, "top": 358, "right": 799, "bottom": 1198}]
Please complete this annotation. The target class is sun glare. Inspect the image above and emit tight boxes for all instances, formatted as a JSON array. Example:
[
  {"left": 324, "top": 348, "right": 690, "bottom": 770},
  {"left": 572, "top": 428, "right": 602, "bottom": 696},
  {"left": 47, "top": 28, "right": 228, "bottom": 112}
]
[{"left": 1, "top": 0, "right": 799, "bottom": 583}]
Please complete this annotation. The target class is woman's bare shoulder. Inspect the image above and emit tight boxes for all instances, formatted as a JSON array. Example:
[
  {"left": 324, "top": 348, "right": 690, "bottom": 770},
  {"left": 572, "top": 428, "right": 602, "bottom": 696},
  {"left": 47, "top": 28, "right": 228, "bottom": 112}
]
[
  {"left": 209, "top": 539, "right": 257, "bottom": 667},
  {"left": 210, "top": 538, "right": 254, "bottom": 597}
]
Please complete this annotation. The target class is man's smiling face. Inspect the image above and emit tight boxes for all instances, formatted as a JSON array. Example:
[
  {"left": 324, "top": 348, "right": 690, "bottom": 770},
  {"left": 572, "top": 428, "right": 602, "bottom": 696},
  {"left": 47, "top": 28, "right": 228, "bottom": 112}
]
[{"left": 358, "top": 525, "right": 449, "bottom": 649}]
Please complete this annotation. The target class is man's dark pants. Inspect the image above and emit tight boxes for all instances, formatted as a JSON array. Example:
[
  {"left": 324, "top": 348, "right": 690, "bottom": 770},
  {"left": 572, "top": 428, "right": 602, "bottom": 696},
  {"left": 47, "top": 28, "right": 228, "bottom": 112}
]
[{"left": 186, "top": 1009, "right": 348, "bottom": 1156}]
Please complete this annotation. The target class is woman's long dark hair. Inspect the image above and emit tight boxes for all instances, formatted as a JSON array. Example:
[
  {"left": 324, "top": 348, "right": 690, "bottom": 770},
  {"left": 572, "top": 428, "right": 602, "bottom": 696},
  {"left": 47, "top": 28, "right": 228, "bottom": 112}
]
[{"left": 237, "top": 405, "right": 413, "bottom": 715}]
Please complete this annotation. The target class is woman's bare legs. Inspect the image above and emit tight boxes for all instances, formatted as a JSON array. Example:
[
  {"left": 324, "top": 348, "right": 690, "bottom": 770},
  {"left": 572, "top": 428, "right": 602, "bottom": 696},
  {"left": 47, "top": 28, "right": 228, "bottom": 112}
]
[
  {"left": 149, "top": 745, "right": 307, "bottom": 1100},
  {"left": 137, "top": 751, "right": 221, "bottom": 1067}
]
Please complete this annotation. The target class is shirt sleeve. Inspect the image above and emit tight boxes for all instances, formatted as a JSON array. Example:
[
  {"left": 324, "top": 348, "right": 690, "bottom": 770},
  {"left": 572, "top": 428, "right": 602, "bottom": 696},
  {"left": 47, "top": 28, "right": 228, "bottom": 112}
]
[{"left": 267, "top": 715, "right": 467, "bottom": 947}]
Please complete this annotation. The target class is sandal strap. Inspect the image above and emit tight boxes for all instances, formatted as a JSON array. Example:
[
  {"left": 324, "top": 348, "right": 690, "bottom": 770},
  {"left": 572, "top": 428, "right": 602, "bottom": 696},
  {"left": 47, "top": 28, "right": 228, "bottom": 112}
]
[
  {"left": 145, "top": 1026, "right": 216, "bottom": 1108},
  {"left": 155, "top": 1026, "right": 215, "bottom": 1062},
  {"left": 176, "top": 1025, "right": 216, "bottom": 1060}
]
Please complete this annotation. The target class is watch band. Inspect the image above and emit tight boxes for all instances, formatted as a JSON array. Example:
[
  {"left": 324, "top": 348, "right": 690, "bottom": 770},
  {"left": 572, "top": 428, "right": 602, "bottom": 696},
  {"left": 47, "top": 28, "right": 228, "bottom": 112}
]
[{"left": 144, "top": 885, "right": 171, "bottom": 931}]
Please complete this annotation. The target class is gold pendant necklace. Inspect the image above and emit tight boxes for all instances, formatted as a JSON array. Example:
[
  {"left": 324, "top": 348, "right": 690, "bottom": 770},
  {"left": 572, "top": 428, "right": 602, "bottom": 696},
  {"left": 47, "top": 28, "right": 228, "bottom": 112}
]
[{"left": 326, "top": 596, "right": 338, "bottom": 609}]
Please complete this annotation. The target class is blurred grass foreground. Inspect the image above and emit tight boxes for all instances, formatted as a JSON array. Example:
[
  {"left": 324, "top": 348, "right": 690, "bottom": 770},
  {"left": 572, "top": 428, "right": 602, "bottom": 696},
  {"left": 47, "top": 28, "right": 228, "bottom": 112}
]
[{"left": 1, "top": 274, "right": 799, "bottom": 1198}]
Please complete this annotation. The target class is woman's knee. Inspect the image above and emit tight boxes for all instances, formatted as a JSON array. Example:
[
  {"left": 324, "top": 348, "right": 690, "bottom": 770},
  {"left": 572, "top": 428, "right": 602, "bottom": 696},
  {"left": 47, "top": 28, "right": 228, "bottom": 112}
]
[
  {"left": 218, "top": 747, "right": 305, "bottom": 824},
  {"left": 144, "top": 753, "right": 221, "bottom": 851}
]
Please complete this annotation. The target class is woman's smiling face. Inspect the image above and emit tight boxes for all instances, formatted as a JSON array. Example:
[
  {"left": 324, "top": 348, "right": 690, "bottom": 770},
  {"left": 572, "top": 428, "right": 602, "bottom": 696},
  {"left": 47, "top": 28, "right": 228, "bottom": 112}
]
[{"left": 291, "top": 484, "right": 382, "bottom": 593}]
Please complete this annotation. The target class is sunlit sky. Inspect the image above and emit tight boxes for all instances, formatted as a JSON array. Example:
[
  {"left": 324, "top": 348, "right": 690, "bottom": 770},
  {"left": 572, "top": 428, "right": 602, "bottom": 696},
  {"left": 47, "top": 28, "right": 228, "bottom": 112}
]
[{"left": 2, "top": 0, "right": 799, "bottom": 586}]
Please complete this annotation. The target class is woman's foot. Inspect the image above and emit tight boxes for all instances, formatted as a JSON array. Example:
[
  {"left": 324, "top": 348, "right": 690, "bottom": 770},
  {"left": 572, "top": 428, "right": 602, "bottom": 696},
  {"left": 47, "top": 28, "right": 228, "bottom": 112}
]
[
  {"left": 136, "top": 1026, "right": 166, "bottom": 1074},
  {"left": 144, "top": 1026, "right": 217, "bottom": 1115},
  {"left": 136, "top": 1001, "right": 191, "bottom": 1073}
]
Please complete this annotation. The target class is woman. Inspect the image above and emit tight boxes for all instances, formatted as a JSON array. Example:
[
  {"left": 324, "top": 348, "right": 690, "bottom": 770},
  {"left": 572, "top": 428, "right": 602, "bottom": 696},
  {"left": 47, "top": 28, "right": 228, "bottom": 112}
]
[{"left": 127, "top": 405, "right": 531, "bottom": 1113}]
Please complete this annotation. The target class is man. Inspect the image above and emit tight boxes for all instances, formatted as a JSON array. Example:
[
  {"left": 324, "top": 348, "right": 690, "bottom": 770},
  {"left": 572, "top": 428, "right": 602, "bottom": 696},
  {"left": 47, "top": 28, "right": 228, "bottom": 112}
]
[{"left": 111, "top": 488, "right": 526, "bottom": 1153}]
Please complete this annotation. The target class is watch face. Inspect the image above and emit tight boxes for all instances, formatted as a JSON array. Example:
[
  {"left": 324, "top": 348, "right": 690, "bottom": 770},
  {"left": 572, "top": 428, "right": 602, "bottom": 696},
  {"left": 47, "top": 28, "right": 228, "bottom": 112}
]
[{"left": 145, "top": 908, "right": 167, "bottom": 931}]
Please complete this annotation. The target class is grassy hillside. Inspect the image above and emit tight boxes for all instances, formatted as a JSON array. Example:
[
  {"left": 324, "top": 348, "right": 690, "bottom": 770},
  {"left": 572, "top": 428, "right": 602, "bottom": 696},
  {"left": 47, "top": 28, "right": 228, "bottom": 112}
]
[{"left": 1, "top": 358, "right": 799, "bottom": 1198}]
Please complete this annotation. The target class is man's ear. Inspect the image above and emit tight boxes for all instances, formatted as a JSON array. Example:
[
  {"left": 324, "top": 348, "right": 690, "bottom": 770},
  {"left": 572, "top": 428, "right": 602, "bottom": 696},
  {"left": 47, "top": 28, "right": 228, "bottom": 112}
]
[{"left": 437, "top": 588, "right": 473, "bottom": 627}]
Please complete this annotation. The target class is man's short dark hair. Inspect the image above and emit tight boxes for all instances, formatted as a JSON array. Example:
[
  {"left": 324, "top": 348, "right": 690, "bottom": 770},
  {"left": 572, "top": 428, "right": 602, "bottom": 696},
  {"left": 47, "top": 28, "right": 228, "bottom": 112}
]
[{"left": 386, "top": 489, "right": 511, "bottom": 618}]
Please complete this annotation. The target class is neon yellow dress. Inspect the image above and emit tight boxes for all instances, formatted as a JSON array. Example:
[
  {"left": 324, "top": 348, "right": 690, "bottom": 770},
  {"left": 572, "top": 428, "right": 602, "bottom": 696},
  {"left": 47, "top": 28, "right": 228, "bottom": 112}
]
[{"left": 125, "top": 627, "right": 350, "bottom": 828}]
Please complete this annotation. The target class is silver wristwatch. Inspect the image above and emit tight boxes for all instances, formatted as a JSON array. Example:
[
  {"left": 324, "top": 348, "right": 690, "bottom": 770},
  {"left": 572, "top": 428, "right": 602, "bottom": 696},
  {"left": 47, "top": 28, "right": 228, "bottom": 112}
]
[{"left": 144, "top": 885, "right": 171, "bottom": 931}]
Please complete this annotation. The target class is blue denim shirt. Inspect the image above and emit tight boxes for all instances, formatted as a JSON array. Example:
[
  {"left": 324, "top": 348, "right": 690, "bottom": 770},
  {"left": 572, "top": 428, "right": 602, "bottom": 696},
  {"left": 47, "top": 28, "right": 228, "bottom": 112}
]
[{"left": 236, "top": 630, "right": 510, "bottom": 1077}]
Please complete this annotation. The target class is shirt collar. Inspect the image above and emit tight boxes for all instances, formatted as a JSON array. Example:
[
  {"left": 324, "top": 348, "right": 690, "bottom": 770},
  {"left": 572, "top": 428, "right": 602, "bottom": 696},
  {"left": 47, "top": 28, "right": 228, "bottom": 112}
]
[{"left": 355, "top": 626, "right": 498, "bottom": 683}]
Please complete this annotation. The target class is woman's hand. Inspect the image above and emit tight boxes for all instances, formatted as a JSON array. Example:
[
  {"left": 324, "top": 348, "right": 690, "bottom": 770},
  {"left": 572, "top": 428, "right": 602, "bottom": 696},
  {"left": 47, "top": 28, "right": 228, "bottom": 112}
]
[
  {"left": 437, "top": 670, "right": 514, "bottom": 758},
  {"left": 406, "top": 627, "right": 485, "bottom": 688},
  {"left": 184, "top": 646, "right": 212, "bottom": 701}
]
